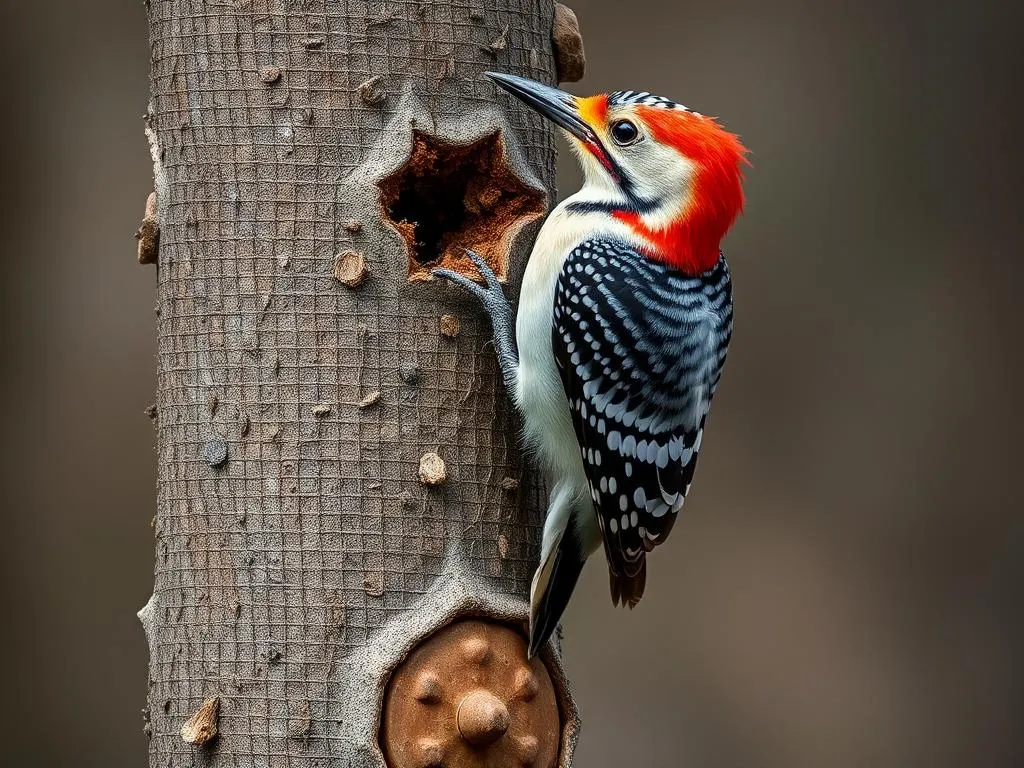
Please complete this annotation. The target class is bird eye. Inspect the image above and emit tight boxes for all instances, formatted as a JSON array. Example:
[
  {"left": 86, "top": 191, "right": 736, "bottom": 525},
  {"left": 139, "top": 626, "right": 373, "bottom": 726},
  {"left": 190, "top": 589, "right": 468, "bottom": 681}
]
[{"left": 610, "top": 119, "right": 640, "bottom": 146}]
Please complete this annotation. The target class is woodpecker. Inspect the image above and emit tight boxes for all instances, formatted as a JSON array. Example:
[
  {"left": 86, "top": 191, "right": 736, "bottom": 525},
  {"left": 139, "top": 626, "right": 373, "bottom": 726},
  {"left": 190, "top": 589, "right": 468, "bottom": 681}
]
[{"left": 434, "top": 72, "right": 748, "bottom": 658}]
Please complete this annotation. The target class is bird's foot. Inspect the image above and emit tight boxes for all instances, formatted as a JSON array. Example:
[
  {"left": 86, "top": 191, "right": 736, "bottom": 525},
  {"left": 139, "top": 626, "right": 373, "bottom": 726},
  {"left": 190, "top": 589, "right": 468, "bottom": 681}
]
[{"left": 433, "top": 249, "right": 519, "bottom": 392}]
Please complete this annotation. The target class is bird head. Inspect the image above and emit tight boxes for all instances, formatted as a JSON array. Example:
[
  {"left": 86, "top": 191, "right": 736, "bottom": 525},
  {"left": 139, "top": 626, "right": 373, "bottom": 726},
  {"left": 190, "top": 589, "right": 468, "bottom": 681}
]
[{"left": 486, "top": 71, "right": 749, "bottom": 274}]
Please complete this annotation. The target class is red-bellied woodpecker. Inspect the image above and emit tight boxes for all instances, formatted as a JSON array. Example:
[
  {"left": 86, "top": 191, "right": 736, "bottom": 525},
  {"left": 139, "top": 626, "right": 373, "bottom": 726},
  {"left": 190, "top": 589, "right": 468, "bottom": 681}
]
[{"left": 434, "top": 72, "right": 748, "bottom": 658}]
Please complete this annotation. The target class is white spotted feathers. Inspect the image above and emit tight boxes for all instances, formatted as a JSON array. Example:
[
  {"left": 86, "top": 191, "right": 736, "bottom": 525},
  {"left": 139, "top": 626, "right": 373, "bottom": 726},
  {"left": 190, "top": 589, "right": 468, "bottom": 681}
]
[{"left": 552, "top": 238, "right": 732, "bottom": 602}]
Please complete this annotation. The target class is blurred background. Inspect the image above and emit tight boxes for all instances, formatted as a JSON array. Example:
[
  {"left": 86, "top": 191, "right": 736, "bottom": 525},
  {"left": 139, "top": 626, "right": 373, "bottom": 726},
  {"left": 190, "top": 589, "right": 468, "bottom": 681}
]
[{"left": 2, "top": 0, "right": 1022, "bottom": 766}]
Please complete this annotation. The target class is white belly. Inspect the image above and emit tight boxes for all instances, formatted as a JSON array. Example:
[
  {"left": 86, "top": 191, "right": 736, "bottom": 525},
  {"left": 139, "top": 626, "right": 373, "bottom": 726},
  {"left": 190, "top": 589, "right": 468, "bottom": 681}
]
[
  {"left": 513, "top": 197, "right": 638, "bottom": 554},
  {"left": 515, "top": 203, "right": 589, "bottom": 481}
]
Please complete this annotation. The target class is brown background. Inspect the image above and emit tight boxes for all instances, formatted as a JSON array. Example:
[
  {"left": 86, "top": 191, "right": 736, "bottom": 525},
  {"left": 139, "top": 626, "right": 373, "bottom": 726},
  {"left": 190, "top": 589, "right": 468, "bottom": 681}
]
[{"left": 2, "top": 0, "right": 1021, "bottom": 766}]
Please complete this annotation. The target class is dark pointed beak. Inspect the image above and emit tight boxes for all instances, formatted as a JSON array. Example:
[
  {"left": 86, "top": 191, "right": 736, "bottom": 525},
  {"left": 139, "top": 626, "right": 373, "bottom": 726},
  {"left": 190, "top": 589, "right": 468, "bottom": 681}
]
[{"left": 485, "top": 71, "right": 598, "bottom": 146}]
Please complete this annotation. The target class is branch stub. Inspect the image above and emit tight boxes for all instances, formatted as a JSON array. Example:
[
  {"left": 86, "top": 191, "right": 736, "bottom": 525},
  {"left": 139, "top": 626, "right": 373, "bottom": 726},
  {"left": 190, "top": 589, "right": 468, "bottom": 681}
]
[
  {"left": 552, "top": 4, "right": 586, "bottom": 83},
  {"left": 180, "top": 696, "right": 220, "bottom": 746}
]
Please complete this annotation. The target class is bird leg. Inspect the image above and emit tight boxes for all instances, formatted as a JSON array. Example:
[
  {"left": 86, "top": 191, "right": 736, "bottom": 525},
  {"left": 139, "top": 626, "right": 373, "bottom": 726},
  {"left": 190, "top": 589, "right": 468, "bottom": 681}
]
[{"left": 433, "top": 250, "right": 519, "bottom": 395}]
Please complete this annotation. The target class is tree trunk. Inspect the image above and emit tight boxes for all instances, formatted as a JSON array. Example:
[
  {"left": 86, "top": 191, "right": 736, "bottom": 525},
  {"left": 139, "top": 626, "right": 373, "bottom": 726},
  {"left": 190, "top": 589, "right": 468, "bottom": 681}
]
[{"left": 138, "top": 1, "right": 580, "bottom": 766}]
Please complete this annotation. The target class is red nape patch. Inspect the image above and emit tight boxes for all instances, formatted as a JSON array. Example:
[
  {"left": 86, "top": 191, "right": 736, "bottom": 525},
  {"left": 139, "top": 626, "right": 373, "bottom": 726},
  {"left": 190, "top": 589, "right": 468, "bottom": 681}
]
[{"left": 630, "top": 106, "right": 750, "bottom": 274}]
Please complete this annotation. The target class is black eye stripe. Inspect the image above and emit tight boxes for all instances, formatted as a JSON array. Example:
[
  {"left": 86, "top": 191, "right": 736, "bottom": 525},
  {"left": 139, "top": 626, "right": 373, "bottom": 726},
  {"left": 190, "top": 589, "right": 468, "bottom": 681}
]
[{"left": 611, "top": 119, "right": 640, "bottom": 146}]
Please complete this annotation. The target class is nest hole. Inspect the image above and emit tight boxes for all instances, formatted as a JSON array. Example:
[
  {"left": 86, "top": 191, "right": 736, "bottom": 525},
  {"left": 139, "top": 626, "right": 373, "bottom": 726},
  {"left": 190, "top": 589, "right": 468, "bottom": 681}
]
[{"left": 379, "top": 130, "right": 546, "bottom": 281}]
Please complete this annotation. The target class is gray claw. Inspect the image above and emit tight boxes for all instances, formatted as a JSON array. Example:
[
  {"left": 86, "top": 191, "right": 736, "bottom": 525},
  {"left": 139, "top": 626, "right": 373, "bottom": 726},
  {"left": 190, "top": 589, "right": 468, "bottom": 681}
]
[
  {"left": 434, "top": 252, "right": 519, "bottom": 395},
  {"left": 431, "top": 267, "right": 488, "bottom": 301},
  {"left": 433, "top": 254, "right": 513, "bottom": 334},
  {"left": 464, "top": 249, "right": 503, "bottom": 292}
]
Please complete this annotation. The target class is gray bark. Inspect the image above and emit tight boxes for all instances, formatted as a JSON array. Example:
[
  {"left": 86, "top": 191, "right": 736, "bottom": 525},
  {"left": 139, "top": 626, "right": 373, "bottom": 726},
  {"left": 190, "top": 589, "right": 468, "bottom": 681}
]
[{"left": 140, "top": 1, "right": 577, "bottom": 765}]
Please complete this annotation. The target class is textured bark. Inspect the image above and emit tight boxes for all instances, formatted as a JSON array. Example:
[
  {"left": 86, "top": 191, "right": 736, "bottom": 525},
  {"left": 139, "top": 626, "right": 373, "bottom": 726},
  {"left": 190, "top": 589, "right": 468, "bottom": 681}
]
[{"left": 140, "top": 1, "right": 577, "bottom": 765}]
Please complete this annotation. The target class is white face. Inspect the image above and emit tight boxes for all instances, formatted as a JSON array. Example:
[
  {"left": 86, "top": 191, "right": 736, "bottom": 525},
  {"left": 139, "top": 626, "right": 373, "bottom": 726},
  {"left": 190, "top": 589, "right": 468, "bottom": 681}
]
[{"left": 566, "top": 106, "right": 697, "bottom": 229}]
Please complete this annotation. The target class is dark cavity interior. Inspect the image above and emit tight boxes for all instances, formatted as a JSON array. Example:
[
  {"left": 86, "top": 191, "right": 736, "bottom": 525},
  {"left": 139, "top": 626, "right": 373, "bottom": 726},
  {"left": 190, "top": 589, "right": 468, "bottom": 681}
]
[{"left": 379, "top": 129, "right": 546, "bottom": 281}]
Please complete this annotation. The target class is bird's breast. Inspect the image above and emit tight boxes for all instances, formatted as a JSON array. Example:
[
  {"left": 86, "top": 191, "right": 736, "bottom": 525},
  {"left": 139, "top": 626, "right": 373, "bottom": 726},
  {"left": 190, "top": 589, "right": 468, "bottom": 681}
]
[{"left": 513, "top": 200, "right": 636, "bottom": 479}]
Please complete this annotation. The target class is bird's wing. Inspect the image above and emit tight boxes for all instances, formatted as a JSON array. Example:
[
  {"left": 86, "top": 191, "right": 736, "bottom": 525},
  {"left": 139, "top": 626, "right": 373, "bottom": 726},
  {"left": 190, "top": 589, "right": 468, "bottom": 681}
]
[{"left": 551, "top": 238, "right": 732, "bottom": 606}]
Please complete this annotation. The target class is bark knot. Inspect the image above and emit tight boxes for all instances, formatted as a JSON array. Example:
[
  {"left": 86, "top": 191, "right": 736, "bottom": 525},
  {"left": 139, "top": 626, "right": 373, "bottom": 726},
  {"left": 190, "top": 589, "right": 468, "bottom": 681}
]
[
  {"left": 553, "top": 4, "right": 586, "bottom": 83},
  {"left": 418, "top": 453, "right": 447, "bottom": 486},
  {"left": 136, "top": 191, "right": 159, "bottom": 265},
  {"left": 180, "top": 696, "right": 220, "bottom": 746}
]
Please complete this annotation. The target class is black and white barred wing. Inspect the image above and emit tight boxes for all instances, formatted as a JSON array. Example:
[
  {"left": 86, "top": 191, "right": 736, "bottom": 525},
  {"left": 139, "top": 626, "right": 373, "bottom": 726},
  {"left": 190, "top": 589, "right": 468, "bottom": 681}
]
[{"left": 552, "top": 239, "right": 732, "bottom": 606}]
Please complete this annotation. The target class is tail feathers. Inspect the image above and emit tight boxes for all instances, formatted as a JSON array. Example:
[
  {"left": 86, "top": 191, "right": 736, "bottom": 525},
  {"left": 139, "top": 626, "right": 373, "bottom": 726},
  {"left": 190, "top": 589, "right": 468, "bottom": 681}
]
[
  {"left": 528, "top": 528, "right": 585, "bottom": 659},
  {"left": 609, "top": 556, "right": 647, "bottom": 609}
]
